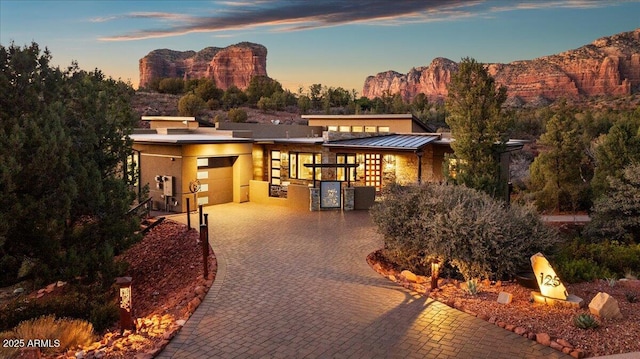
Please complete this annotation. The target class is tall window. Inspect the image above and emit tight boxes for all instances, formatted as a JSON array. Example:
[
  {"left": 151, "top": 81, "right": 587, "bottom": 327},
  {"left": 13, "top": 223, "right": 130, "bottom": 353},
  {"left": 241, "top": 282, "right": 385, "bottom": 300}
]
[
  {"left": 337, "top": 153, "right": 356, "bottom": 181},
  {"left": 271, "top": 150, "right": 281, "bottom": 185},
  {"left": 365, "top": 153, "right": 382, "bottom": 191},
  {"left": 289, "top": 152, "right": 321, "bottom": 180}
]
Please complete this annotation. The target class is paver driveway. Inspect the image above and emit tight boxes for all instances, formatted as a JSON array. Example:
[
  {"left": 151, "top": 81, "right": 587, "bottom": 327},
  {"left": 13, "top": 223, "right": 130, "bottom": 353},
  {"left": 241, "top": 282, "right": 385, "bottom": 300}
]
[{"left": 158, "top": 203, "right": 568, "bottom": 359}]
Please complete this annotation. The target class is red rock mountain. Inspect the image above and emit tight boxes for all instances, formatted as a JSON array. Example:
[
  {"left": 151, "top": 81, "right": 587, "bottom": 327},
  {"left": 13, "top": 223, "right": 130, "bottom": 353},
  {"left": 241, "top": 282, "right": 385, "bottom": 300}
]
[
  {"left": 362, "top": 29, "right": 640, "bottom": 105},
  {"left": 139, "top": 42, "right": 267, "bottom": 90}
]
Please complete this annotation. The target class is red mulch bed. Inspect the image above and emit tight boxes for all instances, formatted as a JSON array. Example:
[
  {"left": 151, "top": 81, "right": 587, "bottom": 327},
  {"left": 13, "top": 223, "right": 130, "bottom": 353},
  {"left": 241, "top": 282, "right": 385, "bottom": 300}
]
[{"left": 367, "top": 249, "right": 640, "bottom": 358}]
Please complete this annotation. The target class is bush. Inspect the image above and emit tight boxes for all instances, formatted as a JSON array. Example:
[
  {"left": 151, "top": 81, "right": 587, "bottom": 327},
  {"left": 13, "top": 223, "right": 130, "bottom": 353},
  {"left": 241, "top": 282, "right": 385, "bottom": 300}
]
[
  {"left": 227, "top": 108, "right": 248, "bottom": 123},
  {"left": 158, "top": 78, "right": 184, "bottom": 95},
  {"left": 554, "top": 258, "right": 611, "bottom": 283},
  {"left": 553, "top": 239, "right": 640, "bottom": 282},
  {"left": 0, "top": 315, "right": 95, "bottom": 357},
  {"left": 370, "top": 183, "right": 559, "bottom": 280},
  {"left": 0, "top": 284, "right": 118, "bottom": 333},
  {"left": 586, "top": 163, "right": 640, "bottom": 243},
  {"left": 178, "top": 94, "right": 206, "bottom": 117}
]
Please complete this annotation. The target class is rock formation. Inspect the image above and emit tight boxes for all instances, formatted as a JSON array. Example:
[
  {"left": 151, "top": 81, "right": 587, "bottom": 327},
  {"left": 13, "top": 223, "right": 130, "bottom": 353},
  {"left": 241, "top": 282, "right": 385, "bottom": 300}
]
[
  {"left": 362, "top": 28, "right": 640, "bottom": 105},
  {"left": 139, "top": 42, "right": 268, "bottom": 90}
]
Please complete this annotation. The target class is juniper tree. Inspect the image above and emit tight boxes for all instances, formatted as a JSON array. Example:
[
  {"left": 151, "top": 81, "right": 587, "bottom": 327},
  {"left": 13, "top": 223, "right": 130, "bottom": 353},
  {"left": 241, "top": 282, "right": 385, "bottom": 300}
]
[
  {"left": 0, "top": 42, "right": 138, "bottom": 286},
  {"left": 444, "top": 57, "right": 511, "bottom": 198}
]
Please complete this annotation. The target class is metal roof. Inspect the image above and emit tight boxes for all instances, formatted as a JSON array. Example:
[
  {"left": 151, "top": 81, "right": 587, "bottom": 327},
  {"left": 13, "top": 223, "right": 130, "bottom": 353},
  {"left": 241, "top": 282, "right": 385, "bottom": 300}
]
[{"left": 324, "top": 134, "right": 440, "bottom": 151}]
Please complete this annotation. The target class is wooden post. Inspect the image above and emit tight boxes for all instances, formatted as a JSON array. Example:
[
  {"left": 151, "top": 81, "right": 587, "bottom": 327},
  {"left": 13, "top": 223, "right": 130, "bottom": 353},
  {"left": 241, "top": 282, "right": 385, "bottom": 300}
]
[
  {"left": 186, "top": 198, "right": 191, "bottom": 230},
  {"left": 200, "top": 224, "right": 209, "bottom": 279}
]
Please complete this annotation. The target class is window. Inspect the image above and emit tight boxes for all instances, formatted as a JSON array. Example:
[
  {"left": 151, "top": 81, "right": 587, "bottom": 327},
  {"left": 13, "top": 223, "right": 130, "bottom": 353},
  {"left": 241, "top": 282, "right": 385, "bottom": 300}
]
[
  {"left": 339, "top": 125, "right": 351, "bottom": 132},
  {"left": 328, "top": 125, "right": 338, "bottom": 131},
  {"left": 365, "top": 153, "right": 382, "bottom": 191},
  {"left": 289, "top": 152, "right": 321, "bottom": 180},
  {"left": 271, "top": 150, "right": 281, "bottom": 185},
  {"left": 352, "top": 126, "right": 363, "bottom": 132},
  {"left": 378, "top": 126, "right": 390, "bottom": 133},
  {"left": 365, "top": 126, "right": 377, "bottom": 133},
  {"left": 337, "top": 154, "right": 356, "bottom": 181}
]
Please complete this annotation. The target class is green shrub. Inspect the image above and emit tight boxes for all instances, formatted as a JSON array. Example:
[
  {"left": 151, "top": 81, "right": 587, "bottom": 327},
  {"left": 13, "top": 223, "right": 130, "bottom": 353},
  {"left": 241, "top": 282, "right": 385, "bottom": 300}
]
[
  {"left": 371, "top": 183, "right": 559, "bottom": 280},
  {"left": 553, "top": 239, "right": 640, "bottom": 282},
  {"left": 573, "top": 313, "right": 599, "bottom": 329},
  {"left": 89, "top": 300, "right": 119, "bottom": 332},
  {"left": 554, "top": 258, "right": 611, "bottom": 283},
  {"left": 178, "top": 94, "right": 206, "bottom": 117},
  {"left": 465, "top": 279, "right": 480, "bottom": 295},
  {"left": 228, "top": 108, "right": 248, "bottom": 123}
]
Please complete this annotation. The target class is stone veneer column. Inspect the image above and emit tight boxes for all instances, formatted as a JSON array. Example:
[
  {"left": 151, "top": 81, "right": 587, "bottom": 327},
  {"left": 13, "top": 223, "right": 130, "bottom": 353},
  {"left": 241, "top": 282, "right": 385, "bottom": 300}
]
[
  {"left": 309, "top": 188, "right": 320, "bottom": 211},
  {"left": 343, "top": 187, "right": 354, "bottom": 211}
]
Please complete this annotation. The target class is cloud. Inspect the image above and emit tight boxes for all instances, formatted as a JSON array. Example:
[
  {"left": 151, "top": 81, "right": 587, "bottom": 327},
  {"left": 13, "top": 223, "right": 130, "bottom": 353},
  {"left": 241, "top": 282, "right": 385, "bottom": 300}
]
[{"left": 98, "top": 0, "right": 627, "bottom": 41}]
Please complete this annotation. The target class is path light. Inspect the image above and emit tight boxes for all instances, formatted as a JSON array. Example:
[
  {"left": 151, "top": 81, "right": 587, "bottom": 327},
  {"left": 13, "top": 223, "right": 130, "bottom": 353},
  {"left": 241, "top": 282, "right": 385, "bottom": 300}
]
[
  {"left": 116, "top": 276, "right": 134, "bottom": 333},
  {"left": 431, "top": 261, "right": 440, "bottom": 290}
]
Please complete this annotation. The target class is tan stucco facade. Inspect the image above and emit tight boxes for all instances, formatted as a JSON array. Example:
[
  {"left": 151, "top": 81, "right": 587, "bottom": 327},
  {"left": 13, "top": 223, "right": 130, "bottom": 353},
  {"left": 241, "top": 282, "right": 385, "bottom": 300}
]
[
  {"left": 133, "top": 140, "right": 253, "bottom": 212},
  {"left": 303, "top": 114, "right": 428, "bottom": 134}
]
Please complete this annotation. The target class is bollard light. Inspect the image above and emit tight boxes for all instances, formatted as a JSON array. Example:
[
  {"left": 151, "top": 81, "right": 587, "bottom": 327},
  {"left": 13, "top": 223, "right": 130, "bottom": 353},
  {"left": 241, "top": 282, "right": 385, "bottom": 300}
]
[
  {"left": 430, "top": 261, "right": 440, "bottom": 290},
  {"left": 116, "top": 277, "right": 134, "bottom": 333}
]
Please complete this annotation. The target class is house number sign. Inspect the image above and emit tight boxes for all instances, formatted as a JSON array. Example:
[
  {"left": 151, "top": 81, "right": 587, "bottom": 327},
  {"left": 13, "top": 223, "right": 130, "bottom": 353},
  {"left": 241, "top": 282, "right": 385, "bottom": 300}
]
[{"left": 530, "top": 252, "right": 569, "bottom": 300}]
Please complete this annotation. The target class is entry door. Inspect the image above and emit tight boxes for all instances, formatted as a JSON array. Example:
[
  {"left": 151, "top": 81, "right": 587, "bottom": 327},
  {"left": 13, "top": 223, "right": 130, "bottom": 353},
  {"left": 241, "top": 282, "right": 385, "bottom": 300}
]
[{"left": 365, "top": 153, "right": 382, "bottom": 191}]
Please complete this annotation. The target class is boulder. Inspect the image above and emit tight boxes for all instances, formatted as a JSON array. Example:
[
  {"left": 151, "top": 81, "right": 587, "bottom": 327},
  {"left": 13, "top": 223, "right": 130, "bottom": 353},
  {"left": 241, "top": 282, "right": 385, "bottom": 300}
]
[
  {"left": 400, "top": 270, "right": 418, "bottom": 282},
  {"left": 589, "top": 292, "right": 623, "bottom": 319},
  {"left": 497, "top": 292, "right": 513, "bottom": 304}
]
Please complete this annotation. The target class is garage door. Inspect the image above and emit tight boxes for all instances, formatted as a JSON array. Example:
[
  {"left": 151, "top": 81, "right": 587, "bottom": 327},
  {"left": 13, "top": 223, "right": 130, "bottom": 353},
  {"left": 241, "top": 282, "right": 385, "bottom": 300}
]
[{"left": 196, "top": 157, "right": 236, "bottom": 205}]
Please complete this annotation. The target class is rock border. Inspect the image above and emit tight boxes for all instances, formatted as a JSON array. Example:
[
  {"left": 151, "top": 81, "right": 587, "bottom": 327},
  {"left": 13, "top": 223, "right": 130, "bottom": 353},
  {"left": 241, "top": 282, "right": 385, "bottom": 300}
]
[{"left": 366, "top": 251, "right": 586, "bottom": 359}]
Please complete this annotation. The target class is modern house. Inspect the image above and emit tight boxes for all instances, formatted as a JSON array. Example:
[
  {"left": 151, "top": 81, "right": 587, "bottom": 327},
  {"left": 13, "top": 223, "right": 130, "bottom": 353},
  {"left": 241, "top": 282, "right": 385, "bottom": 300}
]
[{"left": 131, "top": 115, "right": 520, "bottom": 212}]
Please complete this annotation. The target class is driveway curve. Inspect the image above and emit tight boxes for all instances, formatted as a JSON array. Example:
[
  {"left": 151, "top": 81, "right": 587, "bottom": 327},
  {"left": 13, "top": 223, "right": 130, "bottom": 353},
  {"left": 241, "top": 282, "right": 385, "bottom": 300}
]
[{"left": 158, "top": 203, "right": 568, "bottom": 359}]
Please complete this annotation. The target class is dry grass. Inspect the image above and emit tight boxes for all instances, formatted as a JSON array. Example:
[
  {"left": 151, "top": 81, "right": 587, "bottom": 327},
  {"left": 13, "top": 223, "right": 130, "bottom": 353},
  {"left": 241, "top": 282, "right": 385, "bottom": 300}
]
[{"left": 0, "top": 315, "right": 95, "bottom": 358}]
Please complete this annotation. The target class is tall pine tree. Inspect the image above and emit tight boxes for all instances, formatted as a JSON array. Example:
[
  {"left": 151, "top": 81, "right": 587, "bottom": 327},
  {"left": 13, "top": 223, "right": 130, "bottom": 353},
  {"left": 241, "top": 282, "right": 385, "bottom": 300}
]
[{"left": 445, "top": 57, "right": 511, "bottom": 198}]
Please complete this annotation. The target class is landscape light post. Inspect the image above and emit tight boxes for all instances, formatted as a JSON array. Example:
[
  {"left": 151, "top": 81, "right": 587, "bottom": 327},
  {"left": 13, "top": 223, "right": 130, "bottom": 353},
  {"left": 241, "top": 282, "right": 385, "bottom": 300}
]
[
  {"left": 116, "top": 276, "right": 135, "bottom": 333},
  {"left": 200, "top": 214, "right": 209, "bottom": 279},
  {"left": 431, "top": 261, "right": 440, "bottom": 290}
]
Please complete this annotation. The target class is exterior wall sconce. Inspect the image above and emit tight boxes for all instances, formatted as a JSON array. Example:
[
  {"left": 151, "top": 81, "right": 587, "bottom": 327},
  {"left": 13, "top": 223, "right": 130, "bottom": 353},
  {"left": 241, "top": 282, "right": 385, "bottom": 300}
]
[
  {"left": 431, "top": 261, "right": 440, "bottom": 290},
  {"left": 116, "top": 276, "right": 134, "bottom": 333}
]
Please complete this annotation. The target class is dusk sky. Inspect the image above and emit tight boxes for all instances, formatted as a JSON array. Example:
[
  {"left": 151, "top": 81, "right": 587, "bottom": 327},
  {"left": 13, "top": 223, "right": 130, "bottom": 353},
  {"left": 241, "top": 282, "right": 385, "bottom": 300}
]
[{"left": 1, "top": 0, "right": 639, "bottom": 93}]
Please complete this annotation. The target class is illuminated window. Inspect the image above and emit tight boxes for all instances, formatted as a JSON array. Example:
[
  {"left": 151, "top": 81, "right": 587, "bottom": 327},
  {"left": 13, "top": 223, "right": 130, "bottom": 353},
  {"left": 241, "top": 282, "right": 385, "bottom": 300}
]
[
  {"left": 289, "top": 153, "right": 297, "bottom": 179},
  {"left": 365, "top": 126, "right": 377, "bottom": 133},
  {"left": 352, "top": 126, "right": 363, "bottom": 132},
  {"left": 365, "top": 153, "right": 382, "bottom": 191},
  {"left": 271, "top": 150, "right": 281, "bottom": 185},
  {"left": 328, "top": 125, "right": 338, "bottom": 131},
  {"left": 339, "top": 126, "right": 351, "bottom": 132},
  {"left": 378, "top": 126, "right": 390, "bottom": 133},
  {"left": 337, "top": 154, "right": 356, "bottom": 181},
  {"left": 289, "top": 152, "right": 321, "bottom": 180}
]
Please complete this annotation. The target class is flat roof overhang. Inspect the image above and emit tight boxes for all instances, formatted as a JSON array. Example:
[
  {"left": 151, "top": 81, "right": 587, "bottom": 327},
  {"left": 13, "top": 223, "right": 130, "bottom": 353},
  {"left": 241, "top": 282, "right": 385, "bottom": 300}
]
[{"left": 130, "top": 134, "right": 254, "bottom": 145}]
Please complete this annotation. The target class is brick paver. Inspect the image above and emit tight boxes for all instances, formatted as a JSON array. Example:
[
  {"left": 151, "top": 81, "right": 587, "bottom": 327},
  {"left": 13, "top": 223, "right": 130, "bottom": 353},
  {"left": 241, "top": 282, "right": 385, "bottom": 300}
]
[{"left": 157, "top": 203, "right": 569, "bottom": 359}]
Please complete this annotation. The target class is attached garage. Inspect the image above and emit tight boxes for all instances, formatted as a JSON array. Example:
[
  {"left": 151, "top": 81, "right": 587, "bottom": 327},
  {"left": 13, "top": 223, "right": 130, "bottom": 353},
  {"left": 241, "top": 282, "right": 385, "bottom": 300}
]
[{"left": 131, "top": 128, "right": 253, "bottom": 212}]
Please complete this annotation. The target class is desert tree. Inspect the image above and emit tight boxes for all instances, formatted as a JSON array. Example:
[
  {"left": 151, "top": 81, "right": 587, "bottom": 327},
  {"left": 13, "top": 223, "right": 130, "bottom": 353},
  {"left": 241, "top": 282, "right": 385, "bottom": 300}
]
[
  {"left": 590, "top": 109, "right": 640, "bottom": 198},
  {"left": 528, "top": 104, "right": 591, "bottom": 212},
  {"left": 586, "top": 163, "right": 640, "bottom": 244},
  {"left": 444, "top": 57, "right": 511, "bottom": 198},
  {"left": 0, "top": 42, "right": 138, "bottom": 286}
]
